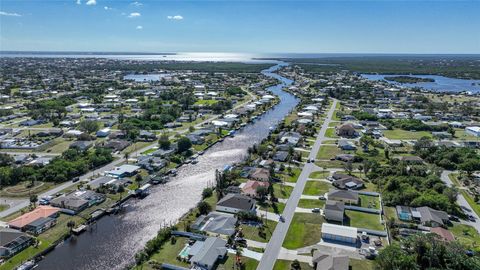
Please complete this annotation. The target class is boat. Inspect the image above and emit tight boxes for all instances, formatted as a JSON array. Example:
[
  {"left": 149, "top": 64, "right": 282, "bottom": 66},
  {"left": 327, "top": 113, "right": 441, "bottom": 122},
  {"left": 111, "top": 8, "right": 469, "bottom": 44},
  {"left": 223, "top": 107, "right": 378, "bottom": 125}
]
[
  {"left": 228, "top": 130, "right": 235, "bottom": 137},
  {"left": 16, "top": 260, "right": 36, "bottom": 270},
  {"left": 269, "top": 126, "right": 274, "bottom": 131},
  {"left": 191, "top": 159, "right": 198, "bottom": 164}
]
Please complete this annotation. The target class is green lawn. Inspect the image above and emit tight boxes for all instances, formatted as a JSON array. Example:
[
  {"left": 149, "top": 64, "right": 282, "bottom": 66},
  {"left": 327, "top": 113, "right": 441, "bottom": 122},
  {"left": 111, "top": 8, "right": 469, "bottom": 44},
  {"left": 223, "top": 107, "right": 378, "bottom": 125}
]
[
  {"left": 315, "top": 160, "right": 356, "bottom": 169},
  {"left": 454, "top": 129, "right": 480, "bottom": 141},
  {"left": 279, "top": 168, "right": 302, "bottom": 183},
  {"left": 283, "top": 213, "right": 324, "bottom": 249},
  {"left": 449, "top": 223, "right": 480, "bottom": 251},
  {"left": 448, "top": 173, "right": 461, "bottom": 187},
  {"left": 350, "top": 259, "right": 374, "bottom": 270},
  {"left": 316, "top": 145, "right": 341, "bottom": 159},
  {"left": 345, "top": 210, "right": 384, "bottom": 231},
  {"left": 240, "top": 219, "right": 277, "bottom": 242},
  {"left": 273, "top": 184, "right": 293, "bottom": 199},
  {"left": 0, "top": 204, "right": 9, "bottom": 211},
  {"left": 303, "top": 181, "right": 331, "bottom": 196},
  {"left": 383, "top": 129, "right": 432, "bottom": 140},
  {"left": 325, "top": 128, "right": 339, "bottom": 138},
  {"left": 460, "top": 190, "right": 480, "bottom": 217},
  {"left": 258, "top": 201, "right": 286, "bottom": 214},
  {"left": 308, "top": 171, "right": 329, "bottom": 179},
  {"left": 0, "top": 239, "right": 51, "bottom": 270},
  {"left": 297, "top": 199, "right": 325, "bottom": 209},
  {"left": 274, "top": 259, "right": 313, "bottom": 270},
  {"left": 218, "top": 255, "right": 259, "bottom": 270},
  {"left": 359, "top": 194, "right": 380, "bottom": 209},
  {"left": 148, "top": 237, "right": 190, "bottom": 268},
  {"left": 383, "top": 206, "right": 398, "bottom": 222}
]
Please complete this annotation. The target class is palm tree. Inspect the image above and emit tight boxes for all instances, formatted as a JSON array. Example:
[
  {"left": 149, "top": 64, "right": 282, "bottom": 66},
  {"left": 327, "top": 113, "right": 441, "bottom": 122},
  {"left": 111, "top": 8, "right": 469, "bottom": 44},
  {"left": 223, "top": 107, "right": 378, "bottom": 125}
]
[
  {"left": 29, "top": 194, "right": 38, "bottom": 208},
  {"left": 124, "top": 152, "right": 130, "bottom": 164},
  {"left": 67, "top": 220, "right": 75, "bottom": 232}
]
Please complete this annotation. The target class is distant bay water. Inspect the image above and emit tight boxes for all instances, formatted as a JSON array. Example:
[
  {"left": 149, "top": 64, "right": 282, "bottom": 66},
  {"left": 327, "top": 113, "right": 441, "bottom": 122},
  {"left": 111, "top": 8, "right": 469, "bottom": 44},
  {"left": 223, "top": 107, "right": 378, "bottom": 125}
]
[{"left": 361, "top": 74, "right": 480, "bottom": 93}]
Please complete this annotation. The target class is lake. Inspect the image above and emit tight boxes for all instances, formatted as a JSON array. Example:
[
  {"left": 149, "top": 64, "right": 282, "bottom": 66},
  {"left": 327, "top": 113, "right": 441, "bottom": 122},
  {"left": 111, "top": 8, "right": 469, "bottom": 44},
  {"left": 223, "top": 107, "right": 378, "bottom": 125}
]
[{"left": 361, "top": 74, "right": 480, "bottom": 93}]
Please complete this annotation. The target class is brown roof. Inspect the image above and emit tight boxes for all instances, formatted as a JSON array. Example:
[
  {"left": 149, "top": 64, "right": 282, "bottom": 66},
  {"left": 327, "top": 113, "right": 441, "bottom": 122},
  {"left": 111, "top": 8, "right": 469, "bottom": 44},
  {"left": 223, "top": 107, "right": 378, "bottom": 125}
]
[
  {"left": 8, "top": 206, "right": 60, "bottom": 229},
  {"left": 242, "top": 180, "right": 270, "bottom": 196},
  {"left": 430, "top": 227, "right": 455, "bottom": 242}
]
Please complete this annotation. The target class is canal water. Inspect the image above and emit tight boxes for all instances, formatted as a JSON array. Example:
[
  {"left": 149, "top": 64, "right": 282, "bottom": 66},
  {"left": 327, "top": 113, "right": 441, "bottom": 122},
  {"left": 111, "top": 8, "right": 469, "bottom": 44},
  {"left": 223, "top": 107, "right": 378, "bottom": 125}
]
[{"left": 37, "top": 63, "right": 299, "bottom": 270}]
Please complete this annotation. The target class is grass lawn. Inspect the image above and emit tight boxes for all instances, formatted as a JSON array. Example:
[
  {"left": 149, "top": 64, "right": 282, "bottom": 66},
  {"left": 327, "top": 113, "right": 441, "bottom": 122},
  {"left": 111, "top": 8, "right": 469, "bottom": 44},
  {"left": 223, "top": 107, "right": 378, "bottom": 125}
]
[
  {"left": 325, "top": 128, "right": 339, "bottom": 138},
  {"left": 148, "top": 237, "right": 190, "bottom": 268},
  {"left": 142, "top": 148, "right": 157, "bottom": 155},
  {"left": 303, "top": 181, "right": 331, "bottom": 196},
  {"left": 297, "top": 199, "right": 325, "bottom": 209},
  {"left": 359, "top": 195, "right": 380, "bottom": 209},
  {"left": 258, "top": 201, "right": 286, "bottom": 214},
  {"left": 332, "top": 111, "right": 341, "bottom": 121},
  {"left": 218, "top": 255, "right": 259, "bottom": 270},
  {"left": 345, "top": 210, "right": 384, "bottom": 231},
  {"left": 283, "top": 213, "right": 324, "bottom": 249},
  {"left": 449, "top": 223, "right": 480, "bottom": 251},
  {"left": 449, "top": 173, "right": 461, "bottom": 187},
  {"left": 38, "top": 214, "right": 84, "bottom": 243},
  {"left": 274, "top": 259, "right": 313, "bottom": 270},
  {"left": 278, "top": 168, "right": 302, "bottom": 183},
  {"left": 315, "top": 160, "right": 354, "bottom": 169},
  {"left": 454, "top": 129, "right": 480, "bottom": 141},
  {"left": 0, "top": 181, "right": 59, "bottom": 198},
  {"left": 240, "top": 219, "right": 277, "bottom": 242},
  {"left": 350, "top": 259, "right": 374, "bottom": 270},
  {"left": 383, "top": 206, "right": 398, "bottom": 221},
  {"left": 0, "top": 204, "right": 9, "bottom": 211},
  {"left": 273, "top": 184, "right": 293, "bottom": 199},
  {"left": 0, "top": 239, "right": 51, "bottom": 270},
  {"left": 383, "top": 129, "right": 432, "bottom": 140},
  {"left": 308, "top": 171, "right": 329, "bottom": 179},
  {"left": 316, "top": 145, "right": 341, "bottom": 159},
  {"left": 460, "top": 190, "right": 480, "bottom": 217}
]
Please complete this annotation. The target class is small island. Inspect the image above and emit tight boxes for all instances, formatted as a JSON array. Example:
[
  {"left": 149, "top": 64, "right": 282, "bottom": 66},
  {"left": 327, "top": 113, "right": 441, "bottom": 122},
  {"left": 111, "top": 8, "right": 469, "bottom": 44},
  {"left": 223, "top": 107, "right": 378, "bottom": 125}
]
[{"left": 384, "top": 75, "right": 435, "bottom": 83}]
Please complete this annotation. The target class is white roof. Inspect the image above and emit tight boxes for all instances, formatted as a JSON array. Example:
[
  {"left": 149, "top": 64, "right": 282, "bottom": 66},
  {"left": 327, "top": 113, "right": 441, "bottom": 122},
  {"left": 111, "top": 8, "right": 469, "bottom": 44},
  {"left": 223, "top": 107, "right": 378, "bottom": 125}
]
[
  {"left": 212, "top": 120, "right": 228, "bottom": 127},
  {"left": 224, "top": 114, "right": 238, "bottom": 119},
  {"left": 298, "top": 112, "right": 313, "bottom": 117},
  {"left": 321, "top": 223, "right": 357, "bottom": 239},
  {"left": 466, "top": 126, "right": 480, "bottom": 132},
  {"left": 262, "top": 95, "right": 275, "bottom": 99}
]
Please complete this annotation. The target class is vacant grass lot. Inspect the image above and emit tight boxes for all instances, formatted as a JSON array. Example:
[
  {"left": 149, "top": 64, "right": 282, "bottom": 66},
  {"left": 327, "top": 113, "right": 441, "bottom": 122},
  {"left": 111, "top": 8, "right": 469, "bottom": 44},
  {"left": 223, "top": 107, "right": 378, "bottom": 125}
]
[
  {"left": 273, "top": 184, "right": 293, "bottom": 199},
  {"left": 279, "top": 168, "right": 302, "bottom": 183},
  {"left": 283, "top": 213, "right": 324, "bottom": 249},
  {"left": 345, "top": 210, "right": 384, "bottom": 231},
  {"left": 325, "top": 128, "right": 339, "bottom": 138},
  {"left": 258, "top": 201, "right": 286, "bottom": 214},
  {"left": 316, "top": 145, "right": 341, "bottom": 159},
  {"left": 274, "top": 260, "right": 313, "bottom": 270},
  {"left": 308, "top": 171, "right": 329, "bottom": 179},
  {"left": 449, "top": 223, "right": 480, "bottom": 251},
  {"left": 383, "top": 129, "right": 432, "bottom": 140},
  {"left": 297, "top": 199, "right": 326, "bottom": 209},
  {"left": 350, "top": 259, "right": 374, "bottom": 270},
  {"left": 240, "top": 219, "right": 277, "bottom": 243},
  {"left": 303, "top": 181, "right": 331, "bottom": 196}
]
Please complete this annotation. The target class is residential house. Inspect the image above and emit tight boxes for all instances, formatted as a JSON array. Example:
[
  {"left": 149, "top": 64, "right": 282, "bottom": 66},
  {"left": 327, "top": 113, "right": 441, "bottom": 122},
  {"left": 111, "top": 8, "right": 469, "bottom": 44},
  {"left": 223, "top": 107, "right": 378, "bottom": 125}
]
[
  {"left": 192, "top": 212, "right": 238, "bottom": 238},
  {"left": 138, "top": 130, "right": 157, "bottom": 142},
  {"left": 321, "top": 223, "right": 358, "bottom": 245},
  {"left": 242, "top": 180, "right": 270, "bottom": 198},
  {"left": 324, "top": 200, "right": 345, "bottom": 223},
  {"left": 189, "top": 237, "right": 227, "bottom": 270},
  {"left": 0, "top": 228, "right": 33, "bottom": 259},
  {"left": 466, "top": 126, "right": 480, "bottom": 137},
  {"left": 216, "top": 194, "right": 256, "bottom": 214},
  {"left": 327, "top": 189, "right": 359, "bottom": 204},
  {"left": 23, "top": 217, "right": 57, "bottom": 235},
  {"left": 249, "top": 168, "right": 270, "bottom": 181},
  {"left": 336, "top": 123, "right": 357, "bottom": 138},
  {"left": 7, "top": 205, "right": 60, "bottom": 233},
  {"left": 312, "top": 251, "right": 349, "bottom": 270},
  {"left": 430, "top": 227, "right": 455, "bottom": 242},
  {"left": 414, "top": 206, "right": 449, "bottom": 227},
  {"left": 338, "top": 140, "right": 356, "bottom": 151},
  {"left": 105, "top": 164, "right": 140, "bottom": 178},
  {"left": 331, "top": 173, "right": 364, "bottom": 190},
  {"left": 273, "top": 151, "right": 289, "bottom": 162},
  {"left": 69, "top": 140, "right": 94, "bottom": 151}
]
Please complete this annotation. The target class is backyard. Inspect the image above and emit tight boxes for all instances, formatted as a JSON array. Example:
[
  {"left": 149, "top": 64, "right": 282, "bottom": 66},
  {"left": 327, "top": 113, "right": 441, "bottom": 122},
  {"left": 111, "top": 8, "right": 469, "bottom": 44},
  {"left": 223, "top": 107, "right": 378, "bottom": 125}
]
[{"left": 345, "top": 210, "right": 384, "bottom": 231}]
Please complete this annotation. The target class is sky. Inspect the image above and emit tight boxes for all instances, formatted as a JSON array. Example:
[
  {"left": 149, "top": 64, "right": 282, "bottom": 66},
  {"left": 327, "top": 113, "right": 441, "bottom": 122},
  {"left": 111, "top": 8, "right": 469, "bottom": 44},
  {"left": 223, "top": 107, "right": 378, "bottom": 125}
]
[{"left": 0, "top": 0, "right": 479, "bottom": 54}]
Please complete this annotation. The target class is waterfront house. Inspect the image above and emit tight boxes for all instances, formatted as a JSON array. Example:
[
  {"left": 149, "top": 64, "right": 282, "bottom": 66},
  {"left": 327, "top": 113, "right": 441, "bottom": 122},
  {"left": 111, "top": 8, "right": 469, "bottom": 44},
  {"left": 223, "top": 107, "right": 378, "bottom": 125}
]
[
  {"left": 191, "top": 212, "right": 238, "bottom": 238},
  {"left": 23, "top": 217, "right": 57, "bottom": 235},
  {"left": 249, "top": 168, "right": 270, "bottom": 181},
  {"left": 8, "top": 205, "right": 60, "bottom": 232},
  {"left": 216, "top": 194, "right": 256, "bottom": 214},
  {"left": 0, "top": 228, "right": 33, "bottom": 259},
  {"left": 241, "top": 180, "right": 270, "bottom": 198},
  {"left": 189, "top": 237, "right": 227, "bottom": 270}
]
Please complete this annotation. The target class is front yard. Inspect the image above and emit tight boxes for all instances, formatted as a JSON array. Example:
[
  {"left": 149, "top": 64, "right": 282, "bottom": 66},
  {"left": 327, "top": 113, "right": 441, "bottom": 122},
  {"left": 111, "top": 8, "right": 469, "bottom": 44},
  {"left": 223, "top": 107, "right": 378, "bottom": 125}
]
[{"left": 283, "top": 213, "right": 324, "bottom": 249}]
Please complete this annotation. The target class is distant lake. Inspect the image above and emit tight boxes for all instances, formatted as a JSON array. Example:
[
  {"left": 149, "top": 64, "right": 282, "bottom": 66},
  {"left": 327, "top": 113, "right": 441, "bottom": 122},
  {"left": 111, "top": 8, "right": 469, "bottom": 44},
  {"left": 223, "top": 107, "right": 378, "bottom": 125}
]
[
  {"left": 123, "top": 74, "right": 171, "bottom": 82},
  {"left": 361, "top": 74, "right": 480, "bottom": 93}
]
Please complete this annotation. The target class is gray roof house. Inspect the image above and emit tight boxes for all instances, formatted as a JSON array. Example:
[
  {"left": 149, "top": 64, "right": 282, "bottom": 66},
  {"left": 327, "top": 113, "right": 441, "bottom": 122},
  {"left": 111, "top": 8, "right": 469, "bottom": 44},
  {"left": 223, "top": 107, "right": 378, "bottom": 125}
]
[
  {"left": 192, "top": 211, "right": 238, "bottom": 237},
  {"left": 216, "top": 194, "right": 256, "bottom": 214},
  {"left": 414, "top": 207, "right": 449, "bottom": 227},
  {"left": 189, "top": 237, "right": 227, "bottom": 270},
  {"left": 0, "top": 228, "right": 33, "bottom": 259},
  {"left": 324, "top": 200, "right": 345, "bottom": 223},
  {"left": 331, "top": 173, "right": 364, "bottom": 190},
  {"left": 327, "top": 189, "right": 359, "bottom": 205},
  {"left": 312, "top": 251, "right": 349, "bottom": 270}
]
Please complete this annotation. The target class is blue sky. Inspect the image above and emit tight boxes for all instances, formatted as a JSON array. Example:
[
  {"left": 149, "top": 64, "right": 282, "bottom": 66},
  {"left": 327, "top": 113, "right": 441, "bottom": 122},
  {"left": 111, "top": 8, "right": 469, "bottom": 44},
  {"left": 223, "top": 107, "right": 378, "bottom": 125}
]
[{"left": 0, "top": 0, "right": 479, "bottom": 53}]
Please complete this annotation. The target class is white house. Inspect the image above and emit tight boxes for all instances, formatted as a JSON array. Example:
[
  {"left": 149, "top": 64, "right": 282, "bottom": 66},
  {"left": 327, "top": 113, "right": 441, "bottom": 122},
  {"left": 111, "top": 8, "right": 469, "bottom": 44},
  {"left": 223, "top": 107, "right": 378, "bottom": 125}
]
[{"left": 465, "top": 126, "right": 480, "bottom": 137}]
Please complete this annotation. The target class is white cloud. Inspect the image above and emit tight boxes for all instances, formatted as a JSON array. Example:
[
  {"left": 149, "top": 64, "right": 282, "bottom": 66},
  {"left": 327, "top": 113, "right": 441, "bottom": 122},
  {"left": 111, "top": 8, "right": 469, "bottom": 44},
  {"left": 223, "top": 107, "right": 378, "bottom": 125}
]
[
  {"left": 167, "top": 15, "right": 183, "bottom": 20},
  {"left": 132, "top": 1, "right": 143, "bottom": 7},
  {"left": 76, "top": 0, "right": 81, "bottom": 5},
  {"left": 104, "top": 6, "right": 112, "bottom": 10},
  {"left": 86, "top": 0, "right": 96, "bottom": 6},
  {"left": 0, "top": 11, "right": 22, "bottom": 17},
  {"left": 128, "top": 12, "right": 141, "bottom": 18},
  {"left": 136, "top": 25, "right": 143, "bottom": 30}
]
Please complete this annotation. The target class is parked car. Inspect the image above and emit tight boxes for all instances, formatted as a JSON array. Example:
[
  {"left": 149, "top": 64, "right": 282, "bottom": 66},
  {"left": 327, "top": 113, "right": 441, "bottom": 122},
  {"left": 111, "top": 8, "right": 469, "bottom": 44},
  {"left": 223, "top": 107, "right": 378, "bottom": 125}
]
[
  {"left": 318, "top": 195, "right": 326, "bottom": 200},
  {"left": 312, "top": 208, "right": 320, "bottom": 213},
  {"left": 72, "top": 177, "right": 80, "bottom": 182}
]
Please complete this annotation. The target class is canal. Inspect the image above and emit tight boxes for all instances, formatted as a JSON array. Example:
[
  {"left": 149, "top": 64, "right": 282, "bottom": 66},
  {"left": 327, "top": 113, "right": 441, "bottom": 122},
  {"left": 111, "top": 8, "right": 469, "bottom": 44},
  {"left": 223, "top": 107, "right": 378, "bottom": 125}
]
[{"left": 37, "top": 62, "right": 299, "bottom": 270}]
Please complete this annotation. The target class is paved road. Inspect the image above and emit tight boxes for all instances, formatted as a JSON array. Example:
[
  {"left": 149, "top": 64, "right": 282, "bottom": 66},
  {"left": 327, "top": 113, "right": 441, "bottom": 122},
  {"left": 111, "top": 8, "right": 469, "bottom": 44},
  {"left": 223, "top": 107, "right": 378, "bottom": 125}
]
[
  {"left": 440, "top": 170, "right": 480, "bottom": 233},
  {"left": 0, "top": 91, "right": 258, "bottom": 219},
  {"left": 256, "top": 99, "right": 337, "bottom": 270}
]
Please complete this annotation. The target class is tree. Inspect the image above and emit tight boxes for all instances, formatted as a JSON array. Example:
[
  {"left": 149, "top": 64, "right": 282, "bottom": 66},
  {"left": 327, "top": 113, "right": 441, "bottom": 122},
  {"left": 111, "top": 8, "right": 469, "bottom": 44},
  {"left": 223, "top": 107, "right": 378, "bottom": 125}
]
[
  {"left": 202, "top": 187, "right": 213, "bottom": 199},
  {"left": 256, "top": 186, "right": 268, "bottom": 202},
  {"left": 197, "top": 201, "right": 211, "bottom": 215},
  {"left": 375, "top": 244, "right": 418, "bottom": 270},
  {"left": 124, "top": 152, "right": 130, "bottom": 163},
  {"left": 29, "top": 194, "right": 38, "bottom": 207},
  {"left": 67, "top": 220, "right": 75, "bottom": 232},
  {"left": 177, "top": 137, "right": 192, "bottom": 153},
  {"left": 459, "top": 159, "right": 480, "bottom": 176},
  {"left": 78, "top": 120, "right": 100, "bottom": 134},
  {"left": 158, "top": 134, "right": 171, "bottom": 150}
]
